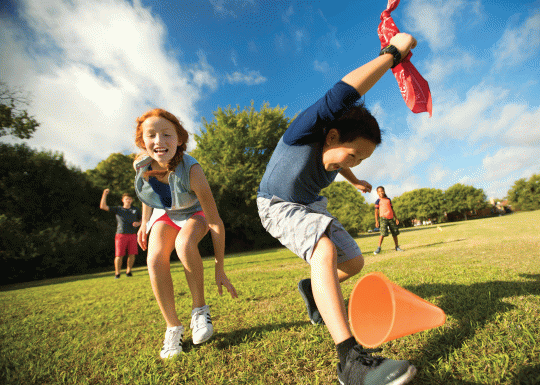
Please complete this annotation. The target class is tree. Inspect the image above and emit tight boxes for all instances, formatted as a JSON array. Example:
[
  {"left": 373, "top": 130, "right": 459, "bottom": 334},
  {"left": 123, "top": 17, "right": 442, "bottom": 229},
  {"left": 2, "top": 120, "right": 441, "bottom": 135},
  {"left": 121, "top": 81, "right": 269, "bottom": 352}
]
[
  {"left": 444, "top": 183, "right": 487, "bottom": 220},
  {"left": 320, "top": 181, "right": 371, "bottom": 236},
  {"left": 0, "top": 83, "right": 40, "bottom": 139},
  {"left": 393, "top": 188, "right": 444, "bottom": 225},
  {"left": 85, "top": 152, "right": 137, "bottom": 204},
  {"left": 190, "top": 102, "right": 290, "bottom": 248},
  {"left": 507, "top": 172, "right": 540, "bottom": 211}
]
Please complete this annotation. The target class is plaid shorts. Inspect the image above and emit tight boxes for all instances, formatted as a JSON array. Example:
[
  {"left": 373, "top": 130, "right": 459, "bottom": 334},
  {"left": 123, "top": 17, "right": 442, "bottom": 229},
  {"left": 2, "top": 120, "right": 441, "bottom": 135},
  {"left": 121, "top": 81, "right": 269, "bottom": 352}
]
[
  {"left": 380, "top": 217, "right": 400, "bottom": 237},
  {"left": 257, "top": 195, "right": 362, "bottom": 264}
]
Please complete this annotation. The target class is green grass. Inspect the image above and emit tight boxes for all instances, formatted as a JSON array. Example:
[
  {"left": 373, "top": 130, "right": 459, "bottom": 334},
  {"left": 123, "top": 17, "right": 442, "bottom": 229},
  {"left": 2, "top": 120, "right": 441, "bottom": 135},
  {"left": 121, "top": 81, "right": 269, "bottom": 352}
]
[{"left": 1, "top": 211, "right": 539, "bottom": 384}]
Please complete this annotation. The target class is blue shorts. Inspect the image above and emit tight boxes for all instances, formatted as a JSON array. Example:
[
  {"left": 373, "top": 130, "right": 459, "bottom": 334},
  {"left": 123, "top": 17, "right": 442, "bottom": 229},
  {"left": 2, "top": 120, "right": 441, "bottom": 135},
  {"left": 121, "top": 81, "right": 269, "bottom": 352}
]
[{"left": 257, "top": 195, "right": 362, "bottom": 264}]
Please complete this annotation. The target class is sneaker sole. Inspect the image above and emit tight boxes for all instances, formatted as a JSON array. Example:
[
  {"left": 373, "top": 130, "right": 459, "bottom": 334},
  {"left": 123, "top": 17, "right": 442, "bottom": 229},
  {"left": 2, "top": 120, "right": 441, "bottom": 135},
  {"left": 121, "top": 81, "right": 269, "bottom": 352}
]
[
  {"left": 192, "top": 330, "right": 213, "bottom": 345},
  {"left": 298, "top": 279, "right": 324, "bottom": 325},
  {"left": 338, "top": 365, "right": 416, "bottom": 385}
]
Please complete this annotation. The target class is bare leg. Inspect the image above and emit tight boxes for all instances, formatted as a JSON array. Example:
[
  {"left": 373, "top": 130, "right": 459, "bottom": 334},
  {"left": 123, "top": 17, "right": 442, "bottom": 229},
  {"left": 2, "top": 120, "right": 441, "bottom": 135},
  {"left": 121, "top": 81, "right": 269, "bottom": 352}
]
[
  {"left": 378, "top": 234, "right": 384, "bottom": 247},
  {"left": 310, "top": 235, "right": 352, "bottom": 344},
  {"left": 392, "top": 235, "right": 399, "bottom": 248},
  {"left": 126, "top": 254, "right": 136, "bottom": 274},
  {"left": 114, "top": 256, "right": 123, "bottom": 276},
  {"left": 337, "top": 255, "right": 364, "bottom": 282},
  {"left": 175, "top": 215, "right": 209, "bottom": 310},
  {"left": 147, "top": 222, "right": 181, "bottom": 327}
]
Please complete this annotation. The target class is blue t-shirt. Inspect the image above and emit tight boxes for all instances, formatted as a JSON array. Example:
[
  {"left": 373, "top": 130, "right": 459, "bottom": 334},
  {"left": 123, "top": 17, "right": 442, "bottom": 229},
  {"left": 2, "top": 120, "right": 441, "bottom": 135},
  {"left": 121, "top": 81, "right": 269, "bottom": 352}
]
[
  {"left": 147, "top": 165, "right": 172, "bottom": 208},
  {"left": 258, "top": 81, "right": 360, "bottom": 204},
  {"left": 109, "top": 206, "right": 141, "bottom": 234}
]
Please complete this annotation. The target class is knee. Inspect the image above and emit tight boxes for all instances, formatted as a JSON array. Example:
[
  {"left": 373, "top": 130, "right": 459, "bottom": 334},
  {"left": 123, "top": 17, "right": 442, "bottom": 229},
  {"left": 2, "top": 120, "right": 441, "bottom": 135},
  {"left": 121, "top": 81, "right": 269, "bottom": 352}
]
[
  {"left": 310, "top": 236, "right": 338, "bottom": 266},
  {"left": 338, "top": 255, "right": 364, "bottom": 278}
]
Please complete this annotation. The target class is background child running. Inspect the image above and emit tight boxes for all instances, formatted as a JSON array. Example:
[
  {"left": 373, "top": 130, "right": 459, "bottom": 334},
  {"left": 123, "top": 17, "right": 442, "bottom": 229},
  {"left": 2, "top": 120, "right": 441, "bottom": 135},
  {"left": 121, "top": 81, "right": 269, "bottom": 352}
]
[
  {"left": 133, "top": 108, "right": 237, "bottom": 359},
  {"left": 373, "top": 186, "right": 403, "bottom": 255},
  {"left": 99, "top": 190, "right": 141, "bottom": 278},
  {"left": 257, "top": 33, "right": 417, "bottom": 385}
]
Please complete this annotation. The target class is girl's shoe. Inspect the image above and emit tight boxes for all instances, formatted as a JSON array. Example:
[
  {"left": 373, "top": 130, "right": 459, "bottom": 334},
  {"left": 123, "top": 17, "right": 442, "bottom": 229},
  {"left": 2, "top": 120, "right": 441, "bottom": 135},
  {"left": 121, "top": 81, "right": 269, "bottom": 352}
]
[
  {"left": 160, "top": 325, "right": 184, "bottom": 359},
  {"left": 373, "top": 247, "right": 381, "bottom": 255},
  {"left": 190, "top": 305, "right": 213, "bottom": 344}
]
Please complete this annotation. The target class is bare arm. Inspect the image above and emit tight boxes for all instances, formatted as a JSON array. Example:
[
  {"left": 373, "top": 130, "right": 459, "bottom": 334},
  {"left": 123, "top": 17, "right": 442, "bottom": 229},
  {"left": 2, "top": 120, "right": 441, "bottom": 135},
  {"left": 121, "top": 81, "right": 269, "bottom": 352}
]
[
  {"left": 137, "top": 202, "right": 152, "bottom": 251},
  {"left": 190, "top": 165, "right": 237, "bottom": 298},
  {"left": 341, "top": 33, "right": 417, "bottom": 96},
  {"left": 100, "top": 189, "right": 110, "bottom": 211},
  {"left": 339, "top": 167, "right": 372, "bottom": 193}
]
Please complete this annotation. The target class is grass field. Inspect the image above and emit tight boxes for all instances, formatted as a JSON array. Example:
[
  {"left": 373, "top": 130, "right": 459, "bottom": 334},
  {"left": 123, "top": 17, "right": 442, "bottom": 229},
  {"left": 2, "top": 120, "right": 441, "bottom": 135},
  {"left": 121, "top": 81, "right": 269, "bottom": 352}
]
[{"left": 1, "top": 211, "right": 539, "bottom": 385}]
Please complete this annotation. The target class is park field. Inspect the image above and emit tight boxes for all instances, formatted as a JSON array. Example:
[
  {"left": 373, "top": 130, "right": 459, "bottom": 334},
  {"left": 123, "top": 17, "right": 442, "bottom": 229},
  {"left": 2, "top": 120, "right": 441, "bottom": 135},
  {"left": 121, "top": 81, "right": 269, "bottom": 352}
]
[{"left": 1, "top": 211, "right": 539, "bottom": 384}]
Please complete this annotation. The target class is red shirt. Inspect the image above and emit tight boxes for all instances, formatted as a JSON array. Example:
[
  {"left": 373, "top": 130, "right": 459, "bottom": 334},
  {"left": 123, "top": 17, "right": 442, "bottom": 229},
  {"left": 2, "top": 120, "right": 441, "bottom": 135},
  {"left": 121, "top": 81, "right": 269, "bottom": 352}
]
[{"left": 375, "top": 197, "right": 394, "bottom": 219}]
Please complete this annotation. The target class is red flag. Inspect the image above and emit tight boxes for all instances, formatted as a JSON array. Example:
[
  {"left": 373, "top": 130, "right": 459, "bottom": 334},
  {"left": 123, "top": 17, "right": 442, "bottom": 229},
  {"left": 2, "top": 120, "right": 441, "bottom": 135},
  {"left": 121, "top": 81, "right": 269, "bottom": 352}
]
[{"left": 378, "top": 0, "right": 432, "bottom": 117}]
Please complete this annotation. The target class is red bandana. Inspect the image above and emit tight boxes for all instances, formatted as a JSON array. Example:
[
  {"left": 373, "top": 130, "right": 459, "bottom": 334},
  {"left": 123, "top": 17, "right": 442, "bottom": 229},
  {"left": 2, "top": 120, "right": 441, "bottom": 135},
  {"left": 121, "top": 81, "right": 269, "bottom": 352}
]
[{"left": 378, "top": 0, "right": 432, "bottom": 117}]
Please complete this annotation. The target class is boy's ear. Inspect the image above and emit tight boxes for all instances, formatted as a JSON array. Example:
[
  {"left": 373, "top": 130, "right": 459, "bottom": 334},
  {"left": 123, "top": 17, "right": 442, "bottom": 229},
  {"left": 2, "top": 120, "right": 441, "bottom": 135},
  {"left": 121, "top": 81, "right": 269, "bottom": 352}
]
[{"left": 326, "top": 128, "right": 340, "bottom": 145}]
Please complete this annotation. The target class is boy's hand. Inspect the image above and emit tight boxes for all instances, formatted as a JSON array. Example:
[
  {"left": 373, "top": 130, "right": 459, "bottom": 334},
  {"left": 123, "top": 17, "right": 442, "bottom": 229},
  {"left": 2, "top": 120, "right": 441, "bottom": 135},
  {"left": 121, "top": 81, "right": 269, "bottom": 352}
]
[
  {"left": 103, "top": 188, "right": 110, "bottom": 195},
  {"left": 389, "top": 33, "right": 417, "bottom": 59},
  {"left": 354, "top": 180, "right": 372, "bottom": 193}
]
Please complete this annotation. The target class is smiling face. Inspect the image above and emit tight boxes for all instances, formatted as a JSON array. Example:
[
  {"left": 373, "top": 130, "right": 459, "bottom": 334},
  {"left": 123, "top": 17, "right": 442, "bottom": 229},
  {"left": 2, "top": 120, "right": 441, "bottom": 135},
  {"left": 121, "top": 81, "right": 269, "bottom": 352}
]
[
  {"left": 377, "top": 187, "right": 386, "bottom": 198},
  {"left": 122, "top": 195, "right": 133, "bottom": 208},
  {"left": 141, "top": 116, "right": 181, "bottom": 167},
  {"left": 321, "top": 129, "right": 377, "bottom": 171}
]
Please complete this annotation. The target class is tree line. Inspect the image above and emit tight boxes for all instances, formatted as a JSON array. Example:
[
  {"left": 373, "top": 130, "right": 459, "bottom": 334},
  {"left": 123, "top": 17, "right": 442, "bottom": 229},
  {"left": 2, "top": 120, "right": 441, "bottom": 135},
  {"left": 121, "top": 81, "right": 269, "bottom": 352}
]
[{"left": 1, "top": 85, "right": 538, "bottom": 283}]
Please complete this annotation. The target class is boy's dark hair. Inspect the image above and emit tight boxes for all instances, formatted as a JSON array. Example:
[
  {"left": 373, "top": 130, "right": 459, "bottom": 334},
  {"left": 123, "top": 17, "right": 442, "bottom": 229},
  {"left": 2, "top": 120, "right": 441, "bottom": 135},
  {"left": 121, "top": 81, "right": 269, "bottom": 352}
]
[
  {"left": 331, "top": 102, "right": 382, "bottom": 145},
  {"left": 376, "top": 186, "right": 388, "bottom": 198}
]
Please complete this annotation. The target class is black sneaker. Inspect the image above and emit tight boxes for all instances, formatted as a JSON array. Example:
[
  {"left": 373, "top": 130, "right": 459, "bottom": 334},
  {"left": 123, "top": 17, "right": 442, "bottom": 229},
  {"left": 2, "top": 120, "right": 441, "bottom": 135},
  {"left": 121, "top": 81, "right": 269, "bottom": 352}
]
[
  {"left": 298, "top": 278, "right": 324, "bottom": 325},
  {"left": 126, "top": 272, "right": 133, "bottom": 277},
  {"left": 115, "top": 274, "right": 120, "bottom": 279},
  {"left": 337, "top": 346, "right": 416, "bottom": 385}
]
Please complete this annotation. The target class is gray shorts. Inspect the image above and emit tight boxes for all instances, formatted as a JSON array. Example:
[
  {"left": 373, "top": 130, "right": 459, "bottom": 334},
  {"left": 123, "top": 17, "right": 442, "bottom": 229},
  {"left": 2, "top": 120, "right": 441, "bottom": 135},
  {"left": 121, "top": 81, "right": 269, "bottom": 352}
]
[{"left": 256, "top": 195, "right": 362, "bottom": 264}]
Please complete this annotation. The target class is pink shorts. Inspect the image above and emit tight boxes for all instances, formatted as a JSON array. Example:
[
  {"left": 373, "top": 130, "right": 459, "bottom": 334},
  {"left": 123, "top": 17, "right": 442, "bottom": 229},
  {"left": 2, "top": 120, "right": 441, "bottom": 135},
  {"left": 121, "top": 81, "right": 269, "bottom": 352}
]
[
  {"left": 115, "top": 233, "right": 138, "bottom": 256},
  {"left": 154, "top": 211, "right": 206, "bottom": 231}
]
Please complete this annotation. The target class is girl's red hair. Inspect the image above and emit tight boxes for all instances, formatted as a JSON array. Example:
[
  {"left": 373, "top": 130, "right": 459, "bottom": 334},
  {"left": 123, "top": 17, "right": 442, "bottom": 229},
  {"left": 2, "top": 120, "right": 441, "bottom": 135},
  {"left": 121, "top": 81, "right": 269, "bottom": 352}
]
[{"left": 135, "top": 108, "right": 189, "bottom": 178}]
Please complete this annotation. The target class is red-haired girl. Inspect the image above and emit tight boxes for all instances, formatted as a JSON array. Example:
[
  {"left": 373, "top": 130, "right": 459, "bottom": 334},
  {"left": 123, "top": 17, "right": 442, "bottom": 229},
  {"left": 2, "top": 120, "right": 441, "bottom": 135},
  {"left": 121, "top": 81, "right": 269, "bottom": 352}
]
[{"left": 133, "top": 108, "right": 237, "bottom": 359}]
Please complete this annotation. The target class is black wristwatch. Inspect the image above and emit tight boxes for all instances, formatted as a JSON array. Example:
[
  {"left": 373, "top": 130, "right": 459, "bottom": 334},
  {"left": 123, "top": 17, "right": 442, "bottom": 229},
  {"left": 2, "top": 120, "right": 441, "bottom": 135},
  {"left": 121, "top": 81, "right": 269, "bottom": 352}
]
[{"left": 379, "top": 45, "right": 402, "bottom": 68}]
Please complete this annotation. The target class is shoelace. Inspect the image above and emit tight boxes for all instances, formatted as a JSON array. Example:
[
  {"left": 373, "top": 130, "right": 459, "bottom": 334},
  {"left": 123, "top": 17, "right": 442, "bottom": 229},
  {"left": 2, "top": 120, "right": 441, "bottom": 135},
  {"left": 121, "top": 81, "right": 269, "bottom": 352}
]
[
  {"left": 349, "top": 346, "right": 385, "bottom": 367},
  {"left": 164, "top": 328, "right": 183, "bottom": 348},
  {"left": 191, "top": 308, "right": 211, "bottom": 330}
]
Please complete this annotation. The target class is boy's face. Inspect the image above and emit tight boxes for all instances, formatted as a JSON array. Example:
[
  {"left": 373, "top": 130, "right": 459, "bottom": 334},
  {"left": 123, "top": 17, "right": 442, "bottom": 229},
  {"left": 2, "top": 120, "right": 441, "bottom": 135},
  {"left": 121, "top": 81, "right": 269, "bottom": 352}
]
[
  {"left": 322, "top": 129, "right": 376, "bottom": 171},
  {"left": 377, "top": 188, "right": 385, "bottom": 198},
  {"left": 122, "top": 195, "right": 133, "bottom": 207}
]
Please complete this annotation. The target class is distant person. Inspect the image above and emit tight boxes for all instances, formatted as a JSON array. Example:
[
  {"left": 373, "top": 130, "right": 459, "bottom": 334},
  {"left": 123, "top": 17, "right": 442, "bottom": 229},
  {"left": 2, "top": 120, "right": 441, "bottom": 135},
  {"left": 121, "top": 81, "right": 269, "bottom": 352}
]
[
  {"left": 257, "top": 33, "right": 417, "bottom": 385},
  {"left": 99, "top": 190, "right": 141, "bottom": 278},
  {"left": 133, "top": 108, "right": 237, "bottom": 359},
  {"left": 373, "top": 186, "right": 403, "bottom": 254}
]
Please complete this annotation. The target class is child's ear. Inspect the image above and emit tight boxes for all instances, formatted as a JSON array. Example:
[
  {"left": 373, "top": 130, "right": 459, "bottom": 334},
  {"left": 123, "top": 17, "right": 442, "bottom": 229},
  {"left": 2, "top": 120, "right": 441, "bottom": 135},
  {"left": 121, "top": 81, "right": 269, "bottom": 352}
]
[{"left": 326, "top": 128, "right": 340, "bottom": 145}]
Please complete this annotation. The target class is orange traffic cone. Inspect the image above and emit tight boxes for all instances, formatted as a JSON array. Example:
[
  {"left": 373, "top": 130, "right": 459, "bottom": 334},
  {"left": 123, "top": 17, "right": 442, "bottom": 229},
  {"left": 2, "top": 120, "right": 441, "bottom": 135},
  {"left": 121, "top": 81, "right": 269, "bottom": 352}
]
[{"left": 348, "top": 272, "right": 446, "bottom": 348}]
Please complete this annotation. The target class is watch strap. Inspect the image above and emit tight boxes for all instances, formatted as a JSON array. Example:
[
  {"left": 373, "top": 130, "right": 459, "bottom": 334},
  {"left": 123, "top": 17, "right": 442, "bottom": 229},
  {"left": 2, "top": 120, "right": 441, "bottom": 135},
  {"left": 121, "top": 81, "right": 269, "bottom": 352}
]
[{"left": 379, "top": 45, "right": 402, "bottom": 68}]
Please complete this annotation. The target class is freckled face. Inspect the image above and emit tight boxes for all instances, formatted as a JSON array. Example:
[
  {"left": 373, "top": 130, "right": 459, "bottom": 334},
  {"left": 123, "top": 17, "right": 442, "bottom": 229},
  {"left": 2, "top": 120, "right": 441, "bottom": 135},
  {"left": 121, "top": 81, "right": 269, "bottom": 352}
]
[
  {"left": 141, "top": 116, "right": 181, "bottom": 165},
  {"left": 322, "top": 130, "right": 377, "bottom": 171}
]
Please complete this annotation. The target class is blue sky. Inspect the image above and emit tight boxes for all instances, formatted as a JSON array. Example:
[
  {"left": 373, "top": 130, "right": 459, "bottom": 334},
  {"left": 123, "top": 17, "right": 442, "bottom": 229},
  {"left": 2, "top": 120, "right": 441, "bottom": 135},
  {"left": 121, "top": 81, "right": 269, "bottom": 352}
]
[{"left": 1, "top": 0, "right": 539, "bottom": 203}]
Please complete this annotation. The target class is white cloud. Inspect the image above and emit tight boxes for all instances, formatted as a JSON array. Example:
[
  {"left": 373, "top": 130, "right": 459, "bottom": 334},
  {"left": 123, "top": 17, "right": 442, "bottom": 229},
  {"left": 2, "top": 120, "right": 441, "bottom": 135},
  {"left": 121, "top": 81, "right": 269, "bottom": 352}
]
[
  {"left": 0, "top": 0, "right": 213, "bottom": 169},
  {"left": 282, "top": 5, "right": 294, "bottom": 23},
  {"left": 492, "top": 13, "right": 540, "bottom": 71},
  {"left": 209, "top": 0, "right": 255, "bottom": 18},
  {"left": 482, "top": 147, "right": 539, "bottom": 181},
  {"left": 404, "top": 0, "right": 482, "bottom": 51},
  {"left": 226, "top": 70, "right": 267, "bottom": 86},
  {"left": 423, "top": 53, "right": 477, "bottom": 84},
  {"left": 313, "top": 60, "right": 330, "bottom": 73}
]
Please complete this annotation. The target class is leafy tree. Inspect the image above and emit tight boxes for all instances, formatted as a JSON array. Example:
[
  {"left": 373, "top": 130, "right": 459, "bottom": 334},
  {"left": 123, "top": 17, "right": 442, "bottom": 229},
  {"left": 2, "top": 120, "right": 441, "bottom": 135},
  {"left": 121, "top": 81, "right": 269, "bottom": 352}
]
[
  {"left": 507, "top": 172, "right": 540, "bottom": 211},
  {"left": 444, "top": 183, "right": 487, "bottom": 220},
  {"left": 0, "top": 83, "right": 39, "bottom": 139},
  {"left": 85, "top": 152, "right": 137, "bottom": 204},
  {"left": 393, "top": 188, "right": 444, "bottom": 225},
  {"left": 190, "top": 102, "right": 290, "bottom": 247},
  {"left": 320, "top": 181, "right": 371, "bottom": 236}
]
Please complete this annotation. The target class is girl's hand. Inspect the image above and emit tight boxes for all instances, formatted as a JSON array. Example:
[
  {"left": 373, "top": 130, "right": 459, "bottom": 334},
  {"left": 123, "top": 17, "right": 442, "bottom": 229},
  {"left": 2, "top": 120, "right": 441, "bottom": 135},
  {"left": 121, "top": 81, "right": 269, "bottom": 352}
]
[
  {"left": 354, "top": 180, "right": 372, "bottom": 193},
  {"left": 389, "top": 33, "right": 417, "bottom": 58},
  {"left": 137, "top": 224, "right": 148, "bottom": 251},
  {"left": 215, "top": 268, "right": 238, "bottom": 299}
]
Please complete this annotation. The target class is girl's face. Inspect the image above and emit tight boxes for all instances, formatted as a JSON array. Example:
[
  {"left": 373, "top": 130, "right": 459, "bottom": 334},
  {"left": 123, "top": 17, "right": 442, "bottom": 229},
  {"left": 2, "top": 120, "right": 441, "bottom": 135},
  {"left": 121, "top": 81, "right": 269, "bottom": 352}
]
[
  {"left": 141, "top": 116, "right": 181, "bottom": 166},
  {"left": 322, "top": 129, "right": 376, "bottom": 171},
  {"left": 377, "top": 188, "right": 386, "bottom": 198}
]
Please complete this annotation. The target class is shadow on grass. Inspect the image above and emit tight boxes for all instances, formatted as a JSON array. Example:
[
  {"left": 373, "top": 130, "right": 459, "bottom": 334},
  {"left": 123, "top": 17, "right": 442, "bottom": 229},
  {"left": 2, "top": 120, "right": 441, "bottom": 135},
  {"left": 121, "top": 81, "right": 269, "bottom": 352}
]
[
  {"left": 400, "top": 274, "right": 540, "bottom": 384},
  {"left": 181, "top": 321, "right": 306, "bottom": 352},
  {"left": 357, "top": 223, "right": 459, "bottom": 239}
]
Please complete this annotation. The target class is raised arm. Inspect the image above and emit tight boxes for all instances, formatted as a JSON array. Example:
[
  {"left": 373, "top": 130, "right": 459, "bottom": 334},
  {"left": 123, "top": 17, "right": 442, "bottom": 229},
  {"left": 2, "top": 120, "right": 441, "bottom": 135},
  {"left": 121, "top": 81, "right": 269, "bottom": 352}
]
[
  {"left": 100, "top": 189, "right": 110, "bottom": 211},
  {"left": 190, "top": 164, "right": 237, "bottom": 298},
  {"left": 341, "top": 33, "right": 417, "bottom": 96}
]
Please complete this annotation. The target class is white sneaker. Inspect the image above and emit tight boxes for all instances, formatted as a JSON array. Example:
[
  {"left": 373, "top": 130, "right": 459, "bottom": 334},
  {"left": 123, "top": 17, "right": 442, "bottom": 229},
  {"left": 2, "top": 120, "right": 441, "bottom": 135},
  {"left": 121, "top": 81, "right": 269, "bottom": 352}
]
[
  {"left": 190, "top": 305, "right": 213, "bottom": 344},
  {"left": 160, "top": 325, "right": 184, "bottom": 359}
]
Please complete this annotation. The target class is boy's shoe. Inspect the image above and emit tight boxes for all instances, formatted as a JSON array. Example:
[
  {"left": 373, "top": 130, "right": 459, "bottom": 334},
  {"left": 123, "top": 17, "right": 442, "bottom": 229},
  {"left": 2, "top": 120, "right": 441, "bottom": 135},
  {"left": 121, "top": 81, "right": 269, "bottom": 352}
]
[
  {"left": 373, "top": 247, "right": 381, "bottom": 255},
  {"left": 160, "top": 325, "right": 184, "bottom": 359},
  {"left": 126, "top": 271, "right": 133, "bottom": 277},
  {"left": 115, "top": 274, "right": 120, "bottom": 279},
  {"left": 190, "top": 305, "right": 213, "bottom": 344},
  {"left": 298, "top": 278, "right": 324, "bottom": 325},
  {"left": 337, "top": 346, "right": 416, "bottom": 385},
  {"left": 395, "top": 247, "right": 404, "bottom": 252}
]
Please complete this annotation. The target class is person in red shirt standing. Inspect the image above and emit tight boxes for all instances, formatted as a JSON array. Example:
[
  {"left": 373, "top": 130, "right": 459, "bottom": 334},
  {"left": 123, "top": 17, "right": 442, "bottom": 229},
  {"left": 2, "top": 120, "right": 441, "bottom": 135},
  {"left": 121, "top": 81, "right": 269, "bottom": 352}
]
[{"left": 373, "top": 186, "right": 403, "bottom": 254}]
